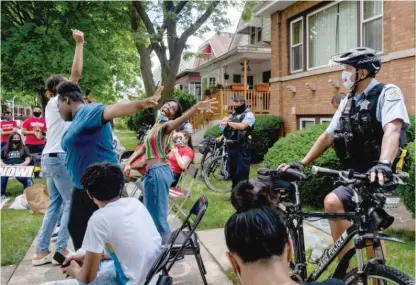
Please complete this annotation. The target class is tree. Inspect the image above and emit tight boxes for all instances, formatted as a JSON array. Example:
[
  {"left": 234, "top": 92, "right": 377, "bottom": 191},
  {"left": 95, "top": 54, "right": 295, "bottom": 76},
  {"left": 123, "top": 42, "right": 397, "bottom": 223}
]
[
  {"left": 130, "top": 0, "right": 235, "bottom": 101},
  {"left": 1, "top": 1, "right": 141, "bottom": 107}
]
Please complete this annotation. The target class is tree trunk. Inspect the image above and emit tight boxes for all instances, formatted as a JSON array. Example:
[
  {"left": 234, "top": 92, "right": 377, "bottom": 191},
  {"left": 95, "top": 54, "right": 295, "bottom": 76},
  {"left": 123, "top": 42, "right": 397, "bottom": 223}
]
[
  {"left": 138, "top": 46, "right": 155, "bottom": 97},
  {"left": 37, "top": 89, "right": 48, "bottom": 114}
]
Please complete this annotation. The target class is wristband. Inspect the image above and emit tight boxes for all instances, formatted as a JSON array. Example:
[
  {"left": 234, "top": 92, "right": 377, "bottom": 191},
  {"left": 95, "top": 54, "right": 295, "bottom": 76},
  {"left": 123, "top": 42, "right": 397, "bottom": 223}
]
[{"left": 378, "top": 158, "right": 392, "bottom": 167}]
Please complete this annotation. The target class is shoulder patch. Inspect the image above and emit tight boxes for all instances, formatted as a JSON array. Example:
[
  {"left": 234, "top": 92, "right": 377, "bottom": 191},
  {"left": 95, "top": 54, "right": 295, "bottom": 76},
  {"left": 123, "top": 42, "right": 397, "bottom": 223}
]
[{"left": 385, "top": 88, "right": 402, "bottom": 102}]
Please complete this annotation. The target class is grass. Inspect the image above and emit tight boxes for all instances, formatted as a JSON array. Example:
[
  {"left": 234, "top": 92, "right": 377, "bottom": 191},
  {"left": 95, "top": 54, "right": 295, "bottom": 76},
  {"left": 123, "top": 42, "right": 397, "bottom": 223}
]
[
  {"left": 117, "top": 130, "right": 415, "bottom": 280},
  {"left": 1, "top": 178, "right": 46, "bottom": 266},
  {"left": 115, "top": 129, "right": 137, "bottom": 150}
]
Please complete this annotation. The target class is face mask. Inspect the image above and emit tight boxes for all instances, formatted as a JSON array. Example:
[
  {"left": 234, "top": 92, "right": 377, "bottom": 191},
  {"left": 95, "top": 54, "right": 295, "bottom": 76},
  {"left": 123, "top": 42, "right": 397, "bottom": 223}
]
[
  {"left": 341, "top": 70, "right": 358, "bottom": 90},
  {"left": 174, "top": 137, "right": 186, "bottom": 147},
  {"left": 4, "top": 116, "right": 10, "bottom": 121},
  {"left": 33, "top": 112, "right": 41, "bottom": 118},
  {"left": 234, "top": 102, "right": 246, "bottom": 114},
  {"left": 157, "top": 110, "right": 169, "bottom": 122},
  {"left": 12, "top": 140, "right": 20, "bottom": 145}
]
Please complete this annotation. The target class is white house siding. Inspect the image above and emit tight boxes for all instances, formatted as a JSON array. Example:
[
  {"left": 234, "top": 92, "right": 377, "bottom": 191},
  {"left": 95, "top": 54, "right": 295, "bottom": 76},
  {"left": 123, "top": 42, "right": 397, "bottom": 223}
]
[
  {"left": 237, "top": 34, "right": 249, "bottom": 47},
  {"left": 261, "top": 17, "right": 271, "bottom": 42}
]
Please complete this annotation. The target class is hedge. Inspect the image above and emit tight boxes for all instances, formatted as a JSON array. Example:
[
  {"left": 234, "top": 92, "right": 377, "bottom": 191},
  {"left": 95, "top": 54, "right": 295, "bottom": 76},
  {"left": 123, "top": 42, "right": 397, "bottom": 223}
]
[
  {"left": 406, "top": 116, "right": 415, "bottom": 143},
  {"left": 396, "top": 141, "right": 415, "bottom": 215},
  {"left": 264, "top": 123, "right": 339, "bottom": 208},
  {"left": 203, "top": 115, "right": 282, "bottom": 162},
  {"left": 127, "top": 90, "right": 197, "bottom": 132}
]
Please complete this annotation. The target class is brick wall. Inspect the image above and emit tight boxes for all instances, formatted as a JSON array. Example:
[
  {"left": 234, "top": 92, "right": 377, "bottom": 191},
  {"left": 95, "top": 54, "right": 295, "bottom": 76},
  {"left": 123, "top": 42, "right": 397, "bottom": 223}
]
[{"left": 270, "top": 1, "right": 415, "bottom": 134}]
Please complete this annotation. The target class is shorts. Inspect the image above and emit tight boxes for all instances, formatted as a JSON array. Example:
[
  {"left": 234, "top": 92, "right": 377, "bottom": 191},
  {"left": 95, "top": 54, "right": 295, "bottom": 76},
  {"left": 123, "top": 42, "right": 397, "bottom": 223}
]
[{"left": 332, "top": 185, "right": 356, "bottom": 212}]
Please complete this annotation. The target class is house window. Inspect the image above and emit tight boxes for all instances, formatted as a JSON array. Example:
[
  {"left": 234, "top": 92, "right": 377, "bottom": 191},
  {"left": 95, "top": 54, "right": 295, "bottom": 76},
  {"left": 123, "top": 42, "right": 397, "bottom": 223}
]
[
  {"left": 307, "top": 1, "right": 358, "bottom": 69},
  {"left": 320, "top": 118, "right": 332, "bottom": 124},
  {"left": 233, "top": 74, "right": 242, "bottom": 83},
  {"left": 257, "top": 27, "right": 262, "bottom": 42},
  {"left": 290, "top": 17, "right": 303, "bottom": 73},
  {"left": 250, "top": 27, "right": 256, "bottom": 44},
  {"left": 299, "top": 118, "right": 315, "bottom": 130},
  {"left": 209, "top": 77, "right": 216, "bottom": 86},
  {"left": 362, "top": 0, "right": 383, "bottom": 52}
]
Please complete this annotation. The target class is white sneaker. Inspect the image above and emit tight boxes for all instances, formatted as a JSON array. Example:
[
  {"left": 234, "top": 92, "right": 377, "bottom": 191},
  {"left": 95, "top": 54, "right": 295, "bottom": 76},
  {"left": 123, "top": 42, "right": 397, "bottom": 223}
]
[{"left": 32, "top": 252, "right": 54, "bottom": 266}]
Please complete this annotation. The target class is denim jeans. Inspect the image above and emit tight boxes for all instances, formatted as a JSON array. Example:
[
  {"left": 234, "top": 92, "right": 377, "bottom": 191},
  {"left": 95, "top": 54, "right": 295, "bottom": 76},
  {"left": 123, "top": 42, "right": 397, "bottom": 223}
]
[
  {"left": 144, "top": 163, "right": 173, "bottom": 235},
  {"left": 36, "top": 153, "right": 72, "bottom": 253},
  {"left": 1, "top": 176, "right": 32, "bottom": 196}
]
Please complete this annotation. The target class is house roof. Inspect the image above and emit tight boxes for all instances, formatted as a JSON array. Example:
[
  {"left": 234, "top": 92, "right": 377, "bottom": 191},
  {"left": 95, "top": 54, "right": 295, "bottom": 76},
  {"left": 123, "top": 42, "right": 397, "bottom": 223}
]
[
  {"left": 192, "top": 42, "right": 271, "bottom": 72},
  {"left": 198, "top": 32, "right": 233, "bottom": 58}
]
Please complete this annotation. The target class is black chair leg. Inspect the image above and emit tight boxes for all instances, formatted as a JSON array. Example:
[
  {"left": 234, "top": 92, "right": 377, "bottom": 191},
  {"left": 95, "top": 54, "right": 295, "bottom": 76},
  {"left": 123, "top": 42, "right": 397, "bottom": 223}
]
[{"left": 194, "top": 252, "right": 208, "bottom": 285}]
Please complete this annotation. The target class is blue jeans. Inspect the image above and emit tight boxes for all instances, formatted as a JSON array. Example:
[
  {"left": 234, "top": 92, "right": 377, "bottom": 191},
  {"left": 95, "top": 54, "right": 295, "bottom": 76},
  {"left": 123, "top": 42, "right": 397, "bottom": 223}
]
[
  {"left": 36, "top": 153, "right": 72, "bottom": 253},
  {"left": 144, "top": 163, "right": 173, "bottom": 235},
  {"left": 1, "top": 176, "right": 31, "bottom": 196}
]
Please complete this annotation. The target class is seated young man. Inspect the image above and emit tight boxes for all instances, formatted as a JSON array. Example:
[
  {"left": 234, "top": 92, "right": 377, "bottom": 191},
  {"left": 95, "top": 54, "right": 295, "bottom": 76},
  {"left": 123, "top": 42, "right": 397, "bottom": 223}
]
[
  {"left": 44, "top": 162, "right": 161, "bottom": 285},
  {"left": 225, "top": 207, "right": 345, "bottom": 285}
]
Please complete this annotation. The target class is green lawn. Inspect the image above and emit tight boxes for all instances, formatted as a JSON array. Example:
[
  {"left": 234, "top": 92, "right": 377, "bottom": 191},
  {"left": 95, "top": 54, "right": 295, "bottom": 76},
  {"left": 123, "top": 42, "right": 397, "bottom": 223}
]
[
  {"left": 1, "top": 178, "right": 46, "bottom": 265},
  {"left": 117, "top": 130, "right": 415, "bottom": 280},
  {"left": 115, "top": 130, "right": 137, "bottom": 150}
]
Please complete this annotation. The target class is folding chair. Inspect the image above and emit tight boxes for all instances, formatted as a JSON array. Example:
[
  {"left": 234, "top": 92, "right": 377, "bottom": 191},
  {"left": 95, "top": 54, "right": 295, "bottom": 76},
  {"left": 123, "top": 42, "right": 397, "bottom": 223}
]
[
  {"left": 164, "top": 196, "right": 209, "bottom": 285},
  {"left": 168, "top": 164, "right": 198, "bottom": 225},
  {"left": 143, "top": 229, "right": 181, "bottom": 285}
]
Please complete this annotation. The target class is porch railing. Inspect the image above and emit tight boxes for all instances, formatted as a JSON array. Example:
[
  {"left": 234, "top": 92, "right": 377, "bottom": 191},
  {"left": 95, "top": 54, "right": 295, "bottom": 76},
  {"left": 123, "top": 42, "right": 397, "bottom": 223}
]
[{"left": 190, "top": 89, "right": 271, "bottom": 132}]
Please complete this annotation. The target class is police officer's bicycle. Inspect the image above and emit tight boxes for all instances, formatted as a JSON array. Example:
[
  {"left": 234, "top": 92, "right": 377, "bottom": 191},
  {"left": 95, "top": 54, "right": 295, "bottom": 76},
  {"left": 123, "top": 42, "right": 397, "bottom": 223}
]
[
  {"left": 203, "top": 139, "right": 234, "bottom": 192},
  {"left": 258, "top": 166, "right": 414, "bottom": 285}
]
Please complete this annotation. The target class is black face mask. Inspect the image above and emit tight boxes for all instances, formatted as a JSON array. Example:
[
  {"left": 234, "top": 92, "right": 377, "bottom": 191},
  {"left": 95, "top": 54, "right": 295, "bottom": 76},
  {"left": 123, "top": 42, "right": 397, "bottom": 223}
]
[
  {"left": 33, "top": 112, "right": 41, "bottom": 118},
  {"left": 234, "top": 102, "right": 246, "bottom": 114},
  {"left": 12, "top": 140, "right": 20, "bottom": 145}
]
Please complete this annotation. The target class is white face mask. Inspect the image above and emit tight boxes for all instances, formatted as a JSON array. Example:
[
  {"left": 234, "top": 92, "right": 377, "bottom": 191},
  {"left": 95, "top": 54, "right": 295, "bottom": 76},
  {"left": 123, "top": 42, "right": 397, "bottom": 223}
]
[{"left": 341, "top": 70, "right": 355, "bottom": 90}]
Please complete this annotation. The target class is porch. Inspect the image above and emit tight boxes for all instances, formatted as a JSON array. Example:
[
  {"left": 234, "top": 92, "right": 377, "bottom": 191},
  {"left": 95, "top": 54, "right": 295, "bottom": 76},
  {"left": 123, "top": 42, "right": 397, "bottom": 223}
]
[{"left": 190, "top": 88, "right": 271, "bottom": 132}]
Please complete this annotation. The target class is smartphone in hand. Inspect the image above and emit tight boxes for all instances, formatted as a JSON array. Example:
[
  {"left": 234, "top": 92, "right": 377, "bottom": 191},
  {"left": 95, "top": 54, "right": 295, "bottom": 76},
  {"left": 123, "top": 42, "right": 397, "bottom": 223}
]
[{"left": 53, "top": 252, "right": 70, "bottom": 267}]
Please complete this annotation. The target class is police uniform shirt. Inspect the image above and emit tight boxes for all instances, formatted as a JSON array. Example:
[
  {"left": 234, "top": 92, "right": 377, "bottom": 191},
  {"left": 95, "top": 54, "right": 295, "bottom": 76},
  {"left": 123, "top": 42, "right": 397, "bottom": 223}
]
[
  {"left": 230, "top": 109, "right": 256, "bottom": 127},
  {"left": 326, "top": 78, "right": 410, "bottom": 136}
]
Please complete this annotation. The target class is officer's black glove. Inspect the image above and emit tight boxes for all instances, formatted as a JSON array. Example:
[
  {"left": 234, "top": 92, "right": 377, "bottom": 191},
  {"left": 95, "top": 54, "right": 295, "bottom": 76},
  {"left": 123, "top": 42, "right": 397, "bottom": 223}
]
[
  {"left": 288, "top": 162, "right": 305, "bottom": 172},
  {"left": 367, "top": 161, "right": 393, "bottom": 186}
]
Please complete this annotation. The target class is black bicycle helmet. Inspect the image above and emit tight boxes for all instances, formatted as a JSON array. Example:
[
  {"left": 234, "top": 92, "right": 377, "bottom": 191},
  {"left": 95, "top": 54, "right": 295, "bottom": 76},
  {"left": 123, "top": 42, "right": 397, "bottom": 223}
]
[{"left": 334, "top": 47, "right": 381, "bottom": 77}]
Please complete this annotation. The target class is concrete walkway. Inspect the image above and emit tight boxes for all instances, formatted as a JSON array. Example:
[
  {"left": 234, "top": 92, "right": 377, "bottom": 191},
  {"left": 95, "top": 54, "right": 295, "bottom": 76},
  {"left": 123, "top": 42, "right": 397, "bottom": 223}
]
[{"left": 2, "top": 213, "right": 232, "bottom": 285}]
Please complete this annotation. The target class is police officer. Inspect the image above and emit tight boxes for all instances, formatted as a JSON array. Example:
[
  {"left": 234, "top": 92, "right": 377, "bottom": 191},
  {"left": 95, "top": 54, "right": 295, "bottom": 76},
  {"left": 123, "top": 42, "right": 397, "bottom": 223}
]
[
  {"left": 281, "top": 47, "right": 410, "bottom": 258},
  {"left": 221, "top": 96, "right": 256, "bottom": 189}
]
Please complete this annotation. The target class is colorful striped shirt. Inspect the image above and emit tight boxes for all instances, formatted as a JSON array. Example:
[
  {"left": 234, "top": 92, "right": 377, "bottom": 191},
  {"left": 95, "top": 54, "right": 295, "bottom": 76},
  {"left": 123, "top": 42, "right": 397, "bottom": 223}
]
[{"left": 144, "top": 122, "right": 172, "bottom": 159}]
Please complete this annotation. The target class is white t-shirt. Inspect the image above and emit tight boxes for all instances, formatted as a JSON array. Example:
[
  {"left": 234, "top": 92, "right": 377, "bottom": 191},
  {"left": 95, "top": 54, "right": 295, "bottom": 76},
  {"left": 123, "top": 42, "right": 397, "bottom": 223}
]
[
  {"left": 82, "top": 198, "right": 162, "bottom": 285},
  {"left": 42, "top": 96, "right": 70, "bottom": 154}
]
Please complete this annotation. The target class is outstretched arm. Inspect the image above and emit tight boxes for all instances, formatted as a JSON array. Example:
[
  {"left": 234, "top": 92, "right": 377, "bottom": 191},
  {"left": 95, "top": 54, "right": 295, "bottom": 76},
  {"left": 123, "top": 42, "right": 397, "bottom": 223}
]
[
  {"left": 69, "top": 29, "right": 84, "bottom": 84},
  {"left": 301, "top": 132, "right": 333, "bottom": 166},
  {"left": 102, "top": 86, "right": 164, "bottom": 123},
  {"left": 164, "top": 99, "right": 217, "bottom": 134}
]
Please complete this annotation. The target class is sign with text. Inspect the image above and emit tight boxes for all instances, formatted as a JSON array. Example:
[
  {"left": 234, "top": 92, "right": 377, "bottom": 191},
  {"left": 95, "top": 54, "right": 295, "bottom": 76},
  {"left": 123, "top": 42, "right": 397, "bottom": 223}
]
[{"left": 0, "top": 166, "right": 34, "bottom": 178}]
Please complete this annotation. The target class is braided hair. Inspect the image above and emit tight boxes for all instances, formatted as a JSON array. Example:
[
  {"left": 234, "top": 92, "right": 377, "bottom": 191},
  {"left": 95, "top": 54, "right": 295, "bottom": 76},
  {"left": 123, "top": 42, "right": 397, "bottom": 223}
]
[{"left": 81, "top": 162, "right": 125, "bottom": 201}]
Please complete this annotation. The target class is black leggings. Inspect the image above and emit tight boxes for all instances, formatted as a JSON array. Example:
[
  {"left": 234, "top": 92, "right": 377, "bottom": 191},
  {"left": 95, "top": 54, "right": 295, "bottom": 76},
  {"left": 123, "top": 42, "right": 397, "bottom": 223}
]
[{"left": 68, "top": 188, "right": 99, "bottom": 251}]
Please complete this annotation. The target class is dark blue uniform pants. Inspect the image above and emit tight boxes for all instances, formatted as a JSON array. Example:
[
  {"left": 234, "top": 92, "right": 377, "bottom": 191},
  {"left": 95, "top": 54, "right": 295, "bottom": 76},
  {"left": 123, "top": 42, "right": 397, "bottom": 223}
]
[{"left": 227, "top": 147, "right": 251, "bottom": 189}]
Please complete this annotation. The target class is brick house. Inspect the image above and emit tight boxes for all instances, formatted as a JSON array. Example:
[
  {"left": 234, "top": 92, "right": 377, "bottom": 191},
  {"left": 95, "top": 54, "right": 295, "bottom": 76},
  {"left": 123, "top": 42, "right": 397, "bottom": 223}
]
[{"left": 254, "top": 0, "right": 415, "bottom": 133}]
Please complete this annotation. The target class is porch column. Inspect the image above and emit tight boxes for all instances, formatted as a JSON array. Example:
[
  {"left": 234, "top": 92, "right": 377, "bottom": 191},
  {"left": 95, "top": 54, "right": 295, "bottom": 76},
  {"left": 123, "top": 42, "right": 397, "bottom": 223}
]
[{"left": 243, "top": 57, "right": 248, "bottom": 101}]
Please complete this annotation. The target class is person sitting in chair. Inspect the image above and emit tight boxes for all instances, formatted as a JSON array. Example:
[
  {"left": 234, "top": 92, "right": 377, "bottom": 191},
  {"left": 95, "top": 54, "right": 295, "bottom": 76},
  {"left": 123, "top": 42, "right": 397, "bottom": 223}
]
[
  {"left": 0, "top": 132, "right": 32, "bottom": 200},
  {"left": 44, "top": 162, "right": 162, "bottom": 285},
  {"left": 167, "top": 130, "right": 194, "bottom": 186}
]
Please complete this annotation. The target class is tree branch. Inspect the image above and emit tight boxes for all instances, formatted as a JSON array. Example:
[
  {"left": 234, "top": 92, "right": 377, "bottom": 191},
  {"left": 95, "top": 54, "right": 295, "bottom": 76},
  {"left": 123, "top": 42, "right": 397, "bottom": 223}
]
[
  {"left": 174, "top": 1, "right": 188, "bottom": 15},
  {"left": 132, "top": 1, "right": 156, "bottom": 36},
  {"left": 178, "top": 1, "right": 220, "bottom": 48}
]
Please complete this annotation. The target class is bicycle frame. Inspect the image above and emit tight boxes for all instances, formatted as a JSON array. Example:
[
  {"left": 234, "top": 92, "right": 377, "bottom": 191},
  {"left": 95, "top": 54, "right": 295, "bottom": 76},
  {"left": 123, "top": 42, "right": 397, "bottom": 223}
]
[{"left": 284, "top": 182, "right": 404, "bottom": 283}]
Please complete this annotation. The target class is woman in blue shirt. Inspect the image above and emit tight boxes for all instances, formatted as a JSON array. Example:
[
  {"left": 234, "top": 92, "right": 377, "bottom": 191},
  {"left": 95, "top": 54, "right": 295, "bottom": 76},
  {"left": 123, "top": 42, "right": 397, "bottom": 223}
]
[{"left": 56, "top": 81, "right": 162, "bottom": 250}]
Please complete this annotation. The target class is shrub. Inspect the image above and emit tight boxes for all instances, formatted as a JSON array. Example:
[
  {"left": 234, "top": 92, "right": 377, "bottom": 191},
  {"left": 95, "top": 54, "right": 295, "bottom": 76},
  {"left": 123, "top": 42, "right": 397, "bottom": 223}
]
[
  {"left": 406, "top": 116, "right": 415, "bottom": 143},
  {"left": 397, "top": 141, "right": 415, "bottom": 215},
  {"left": 203, "top": 115, "right": 283, "bottom": 163},
  {"left": 126, "top": 89, "right": 197, "bottom": 132},
  {"left": 264, "top": 123, "right": 340, "bottom": 208}
]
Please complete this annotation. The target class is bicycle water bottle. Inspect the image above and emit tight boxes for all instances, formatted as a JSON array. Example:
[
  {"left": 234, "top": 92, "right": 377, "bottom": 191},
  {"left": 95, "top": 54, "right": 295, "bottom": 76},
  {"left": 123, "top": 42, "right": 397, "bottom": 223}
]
[{"left": 309, "top": 237, "right": 329, "bottom": 264}]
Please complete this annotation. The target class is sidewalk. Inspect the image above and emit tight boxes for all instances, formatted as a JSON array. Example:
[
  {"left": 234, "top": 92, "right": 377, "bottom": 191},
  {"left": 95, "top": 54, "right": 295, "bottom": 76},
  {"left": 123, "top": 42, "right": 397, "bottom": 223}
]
[{"left": 2, "top": 213, "right": 232, "bottom": 285}]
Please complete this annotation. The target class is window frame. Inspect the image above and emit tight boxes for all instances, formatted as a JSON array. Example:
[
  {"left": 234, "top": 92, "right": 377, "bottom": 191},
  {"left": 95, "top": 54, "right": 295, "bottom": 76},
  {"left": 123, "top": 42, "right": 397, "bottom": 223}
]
[
  {"left": 360, "top": 0, "right": 383, "bottom": 53},
  {"left": 320, "top": 118, "right": 332, "bottom": 124},
  {"left": 257, "top": 27, "right": 263, "bottom": 43},
  {"left": 290, "top": 16, "right": 304, "bottom": 74},
  {"left": 233, "top": 74, "right": 242, "bottom": 83},
  {"left": 299, "top": 118, "right": 316, "bottom": 130},
  {"left": 250, "top": 27, "right": 257, "bottom": 45},
  {"left": 209, "top": 77, "right": 216, "bottom": 87}
]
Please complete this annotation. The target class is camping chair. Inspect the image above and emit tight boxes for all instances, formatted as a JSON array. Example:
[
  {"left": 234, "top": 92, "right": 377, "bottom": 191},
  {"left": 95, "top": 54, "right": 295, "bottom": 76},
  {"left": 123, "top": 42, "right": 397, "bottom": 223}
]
[
  {"left": 164, "top": 196, "right": 209, "bottom": 285},
  {"left": 143, "top": 229, "right": 181, "bottom": 285},
  {"left": 168, "top": 164, "right": 198, "bottom": 225}
]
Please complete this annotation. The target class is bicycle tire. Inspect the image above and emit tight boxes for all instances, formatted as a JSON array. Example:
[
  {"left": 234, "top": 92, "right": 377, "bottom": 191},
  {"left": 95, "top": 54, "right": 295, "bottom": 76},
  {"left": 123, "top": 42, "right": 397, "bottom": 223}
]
[
  {"left": 200, "top": 150, "right": 213, "bottom": 172},
  {"left": 344, "top": 264, "right": 415, "bottom": 285},
  {"left": 203, "top": 156, "right": 232, "bottom": 193}
]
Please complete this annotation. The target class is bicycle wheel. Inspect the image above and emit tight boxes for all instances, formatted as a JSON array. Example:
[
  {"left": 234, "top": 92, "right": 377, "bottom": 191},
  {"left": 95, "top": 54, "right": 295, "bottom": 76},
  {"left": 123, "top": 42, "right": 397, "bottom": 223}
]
[
  {"left": 203, "top": 156, "right": 232, "bottom": 193},
  {"left": 344, "top": 264, "right": 414, "bottom": 285},
  {"left": 200, "top": 150, "right": 213, "bottom": 173}
]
